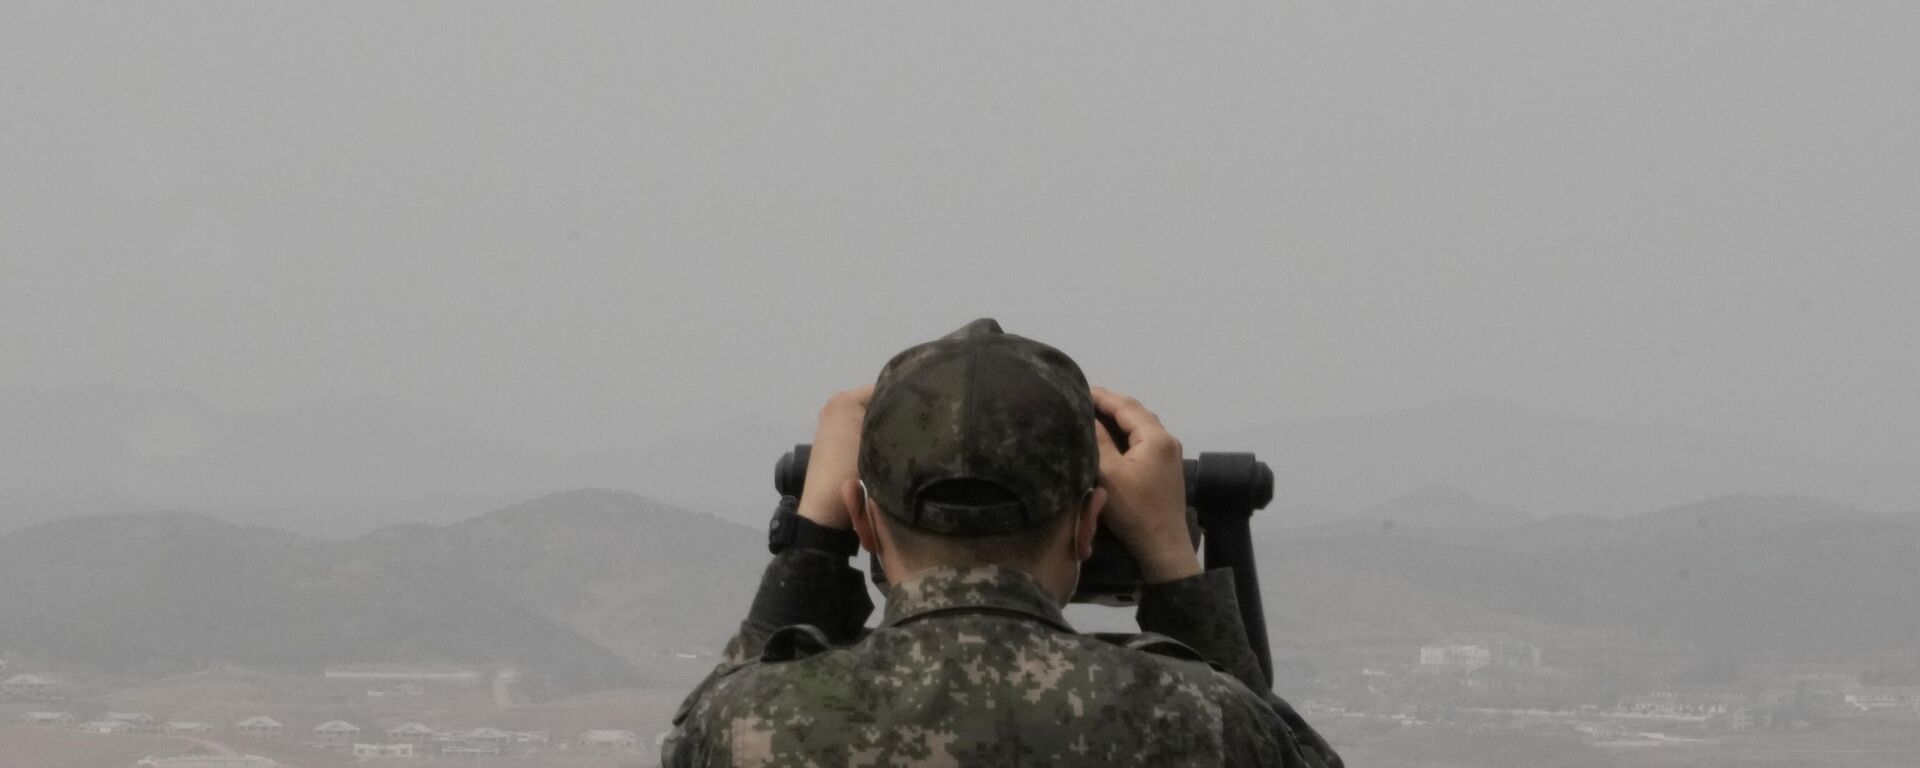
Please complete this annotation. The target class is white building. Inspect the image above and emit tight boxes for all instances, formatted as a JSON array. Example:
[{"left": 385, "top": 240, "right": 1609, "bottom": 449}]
[
  {"left": 136, "top": 755, "right": 278, "bottom": 768},
  {"left": 235, "top": 716, "right": 283, "bottom": 737},
  {"left": 22, "top": 711, "right": 76, "bottom": 726},
  {"left": 386, "top": 722, "right": 436, "bottom": 744},
  {"left": 323, "top": 665, "right": 482, "bottom": 683},
  {"left": 578, "top": 729, "right": 638, "bottom": 752},
  {"left": 365, "top": 682, "right": 426, "bottom": 698},
  {"left": 1843, "top": 688, "right": 1920, "bottom": 711},
  {"left": 461, "top": 727, "right": 515, "bottom": 745},
  {"left": 1, "top": 673, "right": 56, "bottom": 698},
  {"left": 1419, "top": 644, "right": 1492, "bottom": 668},
  {"left": 1419, "top": 634, "right": 1542, "bottom": 669},
  {"left": 1608, "top": 693, "right": 1726, "bottom": 722},
  {"left": 353, "top": 743, "right": 416, "bottom": 758},
  {"left": 312, "top": 720, "right": 361, "bottom": 747}
]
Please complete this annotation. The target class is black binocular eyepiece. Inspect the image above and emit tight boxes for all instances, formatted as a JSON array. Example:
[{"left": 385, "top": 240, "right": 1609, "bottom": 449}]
[{"left": 773, "top": 444, "right": 811, "bottom": 500}]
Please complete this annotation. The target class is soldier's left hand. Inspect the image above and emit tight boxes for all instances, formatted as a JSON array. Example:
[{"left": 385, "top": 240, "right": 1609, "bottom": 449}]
[{"left": 795, "top": 385, "right": 874, "bottom": 529}]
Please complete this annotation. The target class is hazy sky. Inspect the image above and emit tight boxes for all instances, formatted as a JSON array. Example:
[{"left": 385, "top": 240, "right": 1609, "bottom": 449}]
[{"left": 4, "top": 2, "right": 1916, "bottom": 467}]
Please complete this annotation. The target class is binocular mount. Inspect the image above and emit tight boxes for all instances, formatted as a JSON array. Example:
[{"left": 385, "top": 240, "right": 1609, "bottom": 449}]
[{"left": 774, "top": 445, "right": 1280, "bottom": 687}]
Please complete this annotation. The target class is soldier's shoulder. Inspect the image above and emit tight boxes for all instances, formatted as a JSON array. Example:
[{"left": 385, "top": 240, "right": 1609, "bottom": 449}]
[
  {"left": 674, "top": 624, "right": 853, "bottom": 722},
  {"left": 1086, "top": 630, "right": 1214, "bottom": 666}
]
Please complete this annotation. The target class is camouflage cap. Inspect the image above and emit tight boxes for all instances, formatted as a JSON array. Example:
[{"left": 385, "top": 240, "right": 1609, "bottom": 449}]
[{"left": 859, "top": 318, "right": 1099, "bottom": 536}]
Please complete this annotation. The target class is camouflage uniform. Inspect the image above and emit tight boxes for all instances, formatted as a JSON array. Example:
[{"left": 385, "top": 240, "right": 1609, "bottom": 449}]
[
  {"left": 661, "top": 550, "right": 1341, "bottom": 767},
  {"left": 664, "top": 320, "right": 1340, "bottom": 766}
]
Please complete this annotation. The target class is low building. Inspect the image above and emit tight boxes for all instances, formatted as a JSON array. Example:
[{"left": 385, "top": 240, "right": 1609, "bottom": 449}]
[
  {"left": 1843, "top": 687, "right": 1920, "bottom": 711},
  {"left": 135, "top": 755, "right": 278, "bottom": 768},
  {"left": 1489, "top": 636, "right": 1543, "bottom": 668},
  {"left": 462, "top": 727, "right": 515, "bottom": 745},
  {"left": 1725, "top": 708, "right": 1758, "bottom": 732},
  {"left": 164, "top": 722, "right": 216, "bottom": 734},
  {"left": 323, "top": 664, "right": 482, "bottom": 684},
  {"left": 1608, "top": 692, "right": 1725, "bottom": 722},
  {"left": 1, "top": 673, "right": 56, "bottom": 699},
  {"left": 106, "top": 712, "right": 161, "bottom": 731},
  {"left": 1419, "top": 634, "right": 1542, "bottom": 670},
  {"left": 22, "top": 711, "right": 76, "bottom": 726},
  {"left": 1419, "top": 644, "right": 1492, "bottom": 669},
  {"left": 441, "top": 744, "right": 501, "bottom": 757},
  {"left": 235, "top": 716, "right": 283, "bottom": 737},
  {"left": 578, "top": 729, "right": 638, "bottom": 752},
  {"left": 386, "top": 722, "right": 436, "bottom": 744},
  {"left": 365, "top": 683, "right": 426, "bottom": 698},
  {"left": 352, "top": 743, "right": 416, "bottom": 758},
  {"left": 78, "top": 719, "right": 133, "bottom": 734},
  {"left": 514, "top": 730, "right": 549, "bottom": 744},
  {"left": 312, "top": 720, "right": 361, "bottom": 747}
]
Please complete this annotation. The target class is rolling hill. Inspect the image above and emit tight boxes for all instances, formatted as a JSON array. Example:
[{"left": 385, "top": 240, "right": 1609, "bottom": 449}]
[
  {"left": 0, "top": 490, "right": 762, "bottom": 693},
  {"left": 343, "top": 488, "right": 765, "bottom": 666},
  {"left": 1255, "top": 494, "right": 1920, "bottom": 661}
]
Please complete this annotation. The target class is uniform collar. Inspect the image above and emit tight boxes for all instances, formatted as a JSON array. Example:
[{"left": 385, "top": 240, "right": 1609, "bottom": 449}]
[{"left": 879, "top": 565, "right": 1074, "bottom": 633}]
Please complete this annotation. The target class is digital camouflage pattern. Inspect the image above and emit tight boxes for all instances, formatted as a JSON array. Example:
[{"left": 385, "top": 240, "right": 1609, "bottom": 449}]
[
  {"left": 663, "top": 564, "right": 1335, "bottom": 768},
  {"left": 859, "top": 318, "right": 1100, "bottom": 536}
]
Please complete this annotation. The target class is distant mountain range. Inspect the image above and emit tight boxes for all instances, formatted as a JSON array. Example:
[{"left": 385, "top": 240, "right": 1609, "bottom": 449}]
[
  {"left": 0, "top": 387, "right": 810, "bottom": 537},
  {"left": 1262, "top": 484, "right": 1534, "bottom": 530},
  {"left": 5, "top": 388, "right": 1916, "bottom": 538},
  {"left": 0, "top": 489, "right": 761, "bottom": 693},
  {"left": 1256, "top": 493, "right": 1920, "bottom": 666},
  {"left": 1210, "top": 395, "right": 1920, "bottom": 522},
  {"left": 4, "top": 487, "right": 1914, "bottom": 695}
]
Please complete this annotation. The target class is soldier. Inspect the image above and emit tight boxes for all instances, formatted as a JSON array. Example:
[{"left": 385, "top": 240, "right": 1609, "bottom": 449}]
[{"left": 663, "top": 319, "right": 1341, "bottom": 767}]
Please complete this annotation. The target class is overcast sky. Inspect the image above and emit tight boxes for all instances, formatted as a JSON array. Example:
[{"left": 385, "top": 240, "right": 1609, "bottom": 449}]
[{"left": 3, "top": 2, "right": 1916, "bottom": 469}]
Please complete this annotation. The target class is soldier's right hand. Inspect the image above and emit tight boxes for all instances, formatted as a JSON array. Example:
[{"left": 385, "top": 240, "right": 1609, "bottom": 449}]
[
  {"left": 796, "top": 386, "right": 873, "bottom": 530},
  {"left": 1090, "top": 387, "right": 1203, "bottom": 584}
]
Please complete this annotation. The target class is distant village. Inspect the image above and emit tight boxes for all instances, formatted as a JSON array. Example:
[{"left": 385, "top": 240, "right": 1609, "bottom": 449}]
[
  {"left": 1286, "top": 632, "right": 1920, "bottom": 758},
  {"left": 2, "top": 658, "right": 654, "bottom": 767},
  {"left": 8, "top": 633, "right": 1920, "bottom": 767}
]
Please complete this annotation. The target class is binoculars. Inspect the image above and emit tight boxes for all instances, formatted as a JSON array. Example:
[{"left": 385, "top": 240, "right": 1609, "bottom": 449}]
[{"left": 774, "top": 442, "right": 1282, "bottom": 685}]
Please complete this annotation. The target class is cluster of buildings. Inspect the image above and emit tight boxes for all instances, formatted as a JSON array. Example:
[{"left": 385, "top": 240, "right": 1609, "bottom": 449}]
[
  {"left": 1417, "top": 634, "right": 1543, "bottom": 670},
  {"left": 16, "top": 710, "right": 642, "bottom": 759},
  {"left": 4, "top": 659, "right": 649, "bottom": 762},
  {"left": 1295, "top": 632, "right": 1920, "bottom": 753},
  {"left": 1601, "top": 692, "right": 1759, "bottom": 732},
  {"left": 3, "top": 672, "right": 62, "bottom": 700},
  {"left": 135, "top": 754, "right": 279, "bottom": 768},
  {"left": 292, "top": 719, "right": 553, "bottom": 757},
  {"left": 18, "top": 711, "right": 218, "bottom": 736},
  {"left": 234, "top": 716, "right": 582, "bottom": 756},
  {"left": 1841, "top": 686, "right": 1920, "bottom": 712}
]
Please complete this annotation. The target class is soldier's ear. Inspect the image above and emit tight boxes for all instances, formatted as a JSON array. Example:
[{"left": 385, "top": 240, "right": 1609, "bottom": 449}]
[
  {"left": 1073, "top": 487, "right": 1105, "bottom": 561},
  {"left": 845, "top": 479, "right": 883, "bottom": 556}
]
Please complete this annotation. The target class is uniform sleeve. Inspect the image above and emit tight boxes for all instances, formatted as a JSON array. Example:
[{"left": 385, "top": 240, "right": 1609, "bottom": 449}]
[
  {"left": 1136, "top": 567, "right": 1266, "bottom": 690},
  {"left": 730, "top": 547, "right": 874, "bottom": 659},
  {"left": 1138, "top": 568, "right": 1345, "bottom": 768}
]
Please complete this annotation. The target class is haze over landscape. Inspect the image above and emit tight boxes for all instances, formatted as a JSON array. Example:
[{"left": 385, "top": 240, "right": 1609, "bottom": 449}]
[{"left": 3, "top": 3, "right": 1917, "bottom": 767}]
